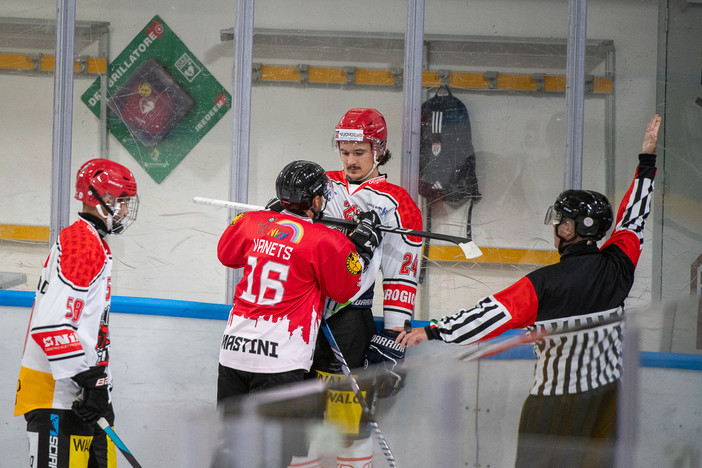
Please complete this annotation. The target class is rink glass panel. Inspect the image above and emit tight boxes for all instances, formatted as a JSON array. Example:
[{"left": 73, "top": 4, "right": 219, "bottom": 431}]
[
  {"left": 0, "top": 0, "right": 701, "bottom": 466},
  {"left": 179, "top": 314, "right": 702, "bottom": 468}
]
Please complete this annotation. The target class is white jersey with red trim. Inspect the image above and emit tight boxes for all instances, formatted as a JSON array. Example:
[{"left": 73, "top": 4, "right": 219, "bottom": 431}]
[
  {"left": 325, "top": 171, "right": 423, "bottom": 328},
  {"left": 15, "top": 216, "right": 112, "bottom": 416}
]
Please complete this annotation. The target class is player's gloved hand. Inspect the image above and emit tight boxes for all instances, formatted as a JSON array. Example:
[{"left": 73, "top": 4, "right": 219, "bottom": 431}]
[
  {"left": 265, "top": 198, "right": 284, "bottom": 212},
  {"left": 364, "top": 329, "right": 406, "bottom": 398},
  {"left": 71, "top": 366, "right": 110, "bottom": 423},
  {"left": 348, "top": 211, "right": 383, "bottom": 268}
]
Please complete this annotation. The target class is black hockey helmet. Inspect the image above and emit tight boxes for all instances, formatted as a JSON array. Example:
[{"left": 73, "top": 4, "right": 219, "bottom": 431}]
[
  {"left": 545, "top": 190, "right": 613, "bottom": 241},
  {"left": 275, "top": 160, "right": 332, "bottom": 211}
]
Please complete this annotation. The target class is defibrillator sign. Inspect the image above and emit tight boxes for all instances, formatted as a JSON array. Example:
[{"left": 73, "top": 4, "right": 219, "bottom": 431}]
[{"left": 81, "top": 15, "right": 231, "bottom": 183}]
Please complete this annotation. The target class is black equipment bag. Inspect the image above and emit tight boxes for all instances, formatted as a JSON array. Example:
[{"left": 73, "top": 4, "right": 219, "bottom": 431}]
[{"left": 419, "top": 86, "right": 481, "bottom": 204}]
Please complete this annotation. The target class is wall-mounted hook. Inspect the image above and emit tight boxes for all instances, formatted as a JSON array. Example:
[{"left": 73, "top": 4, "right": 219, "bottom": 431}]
[
  {"left": 484, "top": 71, "right": 498, "bottom": 90},
  {"left": 533, "top": 73, "right": 545, "bottom": 92},
  {"left": 389, "top": 66, "right": 402, "bottom": 88},
  {"left": 252, "top": 63, "right": 262, "bottom": 82},
  {"left": 585, "top": 74, "right": 594, "bottom": 93},
  {"left": 437, "top": 70, "right": 450, "bottom": 87},
  {"left": 343, "top": 66, "right": 356, "bottom": 87},
  {"left": 296, "top": 64, "right": 309, "bottom": 84}
]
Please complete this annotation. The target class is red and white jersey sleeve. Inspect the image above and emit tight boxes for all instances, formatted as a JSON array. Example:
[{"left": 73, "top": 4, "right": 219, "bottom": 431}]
[
  {"left": 15, "top": 217, "right": 112, "bottom": 416},
  {"left": 325, "top": 171, "right": 423, "bottom": 328},
  {"left": 217, "top": 210, "right": 362, "bottom": 373},
  {"left": 430, "top": 277, "right": 539, "bottom": 345},
  {"left": 600, "top": 154, "right": 657, "bottom": 267}
]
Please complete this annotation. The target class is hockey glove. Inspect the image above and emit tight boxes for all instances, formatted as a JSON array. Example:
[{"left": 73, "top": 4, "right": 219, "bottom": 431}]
[
  {"left": 71, "top": 366, "right": 110, "bottom": 423},
  {"left": 265, "top": 198, "right": 284, "bottom": 212},
  {"left": 348, "top": 211, "right": 383, "bottom": 268},
  {"left": 364, "top": 329, "right": 406, "bottom": 398}
]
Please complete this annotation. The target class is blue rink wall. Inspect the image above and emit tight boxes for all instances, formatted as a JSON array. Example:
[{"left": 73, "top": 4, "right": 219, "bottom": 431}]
[{"left": 2, "top": 292, "right": 701, "bottom": 467}]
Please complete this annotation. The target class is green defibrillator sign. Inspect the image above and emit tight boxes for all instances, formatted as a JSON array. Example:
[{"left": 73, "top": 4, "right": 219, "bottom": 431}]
[{"left": 81, "top": 15, "right": 231, "bottom": 183}]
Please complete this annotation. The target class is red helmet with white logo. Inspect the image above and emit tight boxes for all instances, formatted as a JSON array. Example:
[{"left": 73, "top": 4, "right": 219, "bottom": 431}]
[
  {"left": 334, "top": 108, "right": 388, "bottom": 157},
  {"left": 75, "top": 158, "right": 139, "bottom": 234}
]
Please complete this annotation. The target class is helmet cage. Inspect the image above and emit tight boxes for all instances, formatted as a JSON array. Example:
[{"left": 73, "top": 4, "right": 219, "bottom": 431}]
[
  {"left": 76, "top": 158, "right": 138, "bottom": 234},
  {"left": 94, "top": 190, "right": 139, "bottom": 235}
]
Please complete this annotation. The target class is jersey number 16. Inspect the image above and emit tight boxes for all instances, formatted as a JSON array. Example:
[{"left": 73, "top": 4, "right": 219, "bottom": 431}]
[{"left": 239, "top": 256, "right": 290, "bottom": 306}]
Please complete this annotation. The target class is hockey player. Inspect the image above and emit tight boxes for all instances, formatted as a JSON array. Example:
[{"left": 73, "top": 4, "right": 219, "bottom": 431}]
[
  {"left": 215, "top": 159, "right": 382, "bottom": 398},
  {"left": 396, "top": 114, "right": 662, "bottom": 468},
  {"left": 214, "top": 160, "right": 383, "bottom": 467},
  {"left": 307, "top": 108, "right": 423, "bottom": 466},
  {"left": 15, "top": 158, "right": 139, "bottom": 468}
]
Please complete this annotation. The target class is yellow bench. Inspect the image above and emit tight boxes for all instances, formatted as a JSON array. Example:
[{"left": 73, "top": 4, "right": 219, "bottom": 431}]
[
  {"left": 0, "top": 225, "right": 50, "bottom": 242},
  {"left": 427, "top": 245, "right": 559, "bottom": 265}
]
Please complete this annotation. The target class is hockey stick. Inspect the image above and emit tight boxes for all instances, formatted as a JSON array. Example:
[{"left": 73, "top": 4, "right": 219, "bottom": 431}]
[
  {"left": 418, "top": 202, "right": 431, "bottom": 284},
  {"left": 457, "top": 315, "right": 625, "bottom": 362},
  {"left": 320, "top": 318, "right": 399, "bottom": 468},
  {"left": 193, "top": 196, "right": 482, "bottom": 259},
  {"left": 97, "top": 417, "right": 143, "bottom": 468}
]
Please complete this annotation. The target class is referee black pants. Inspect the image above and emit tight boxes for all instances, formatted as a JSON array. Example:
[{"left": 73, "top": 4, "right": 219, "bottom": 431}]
[{"left": 515, "top": 381, "right": 618, "bottom": 468}]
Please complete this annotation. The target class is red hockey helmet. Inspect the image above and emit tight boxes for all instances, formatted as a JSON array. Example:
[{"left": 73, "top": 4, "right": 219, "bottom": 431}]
[
  {"left": 334, "top": 108, "right": 388, "bottom": 157},
  {"left": 75, "top": 158, "right": 139, "bottom": 234}
]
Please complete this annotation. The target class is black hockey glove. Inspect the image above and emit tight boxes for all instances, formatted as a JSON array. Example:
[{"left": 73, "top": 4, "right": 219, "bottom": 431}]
[
  {"left": 348, "top": 211, "right": 383, "bottom": 268},
  {"left": 71, "top": 366, "right": 110, "bottom": 423},
  {"left": 265, "top": 198, "right": 284, "bottom": 212},
  {"left": 364, "top": 329, "right": 406, "bottom": 399}
]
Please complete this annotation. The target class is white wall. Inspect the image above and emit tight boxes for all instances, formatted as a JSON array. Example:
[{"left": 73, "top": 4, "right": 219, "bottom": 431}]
[{"left": 0, "top": 0, "right": 664, "bottom": 315}]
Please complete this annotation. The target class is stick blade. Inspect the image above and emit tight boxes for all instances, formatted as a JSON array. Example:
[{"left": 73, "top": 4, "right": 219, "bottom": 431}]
[{"left": 458, "top": 241, "right": 483, "bottom": 259}]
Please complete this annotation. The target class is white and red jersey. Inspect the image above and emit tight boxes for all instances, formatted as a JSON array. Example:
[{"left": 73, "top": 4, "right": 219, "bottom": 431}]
[
  {"left": 15, "top": 215, "right": 113, "bottom": 416},
  {"left": 324, "top": 171, "right": 423, "bottom": 328},
  {"left": 217, "top": 209, "right": 363, "bottom": 373}
]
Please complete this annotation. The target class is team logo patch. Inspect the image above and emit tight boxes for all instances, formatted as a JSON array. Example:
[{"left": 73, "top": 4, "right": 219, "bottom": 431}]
[
  {"left": 335, "top": 128, "right": 364, "bottom": 142},
  {"left": 229, "top": 212, "right": 245, "bottom": 225},
  {"left": 346, "top": 251, "right": 362, "bottom": 276},
  {"left": 32, "top": 329, "right": 82, "bottom": 356},
  {"left": 275, "top": 220, "right": 304, "bottom": 243}
]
